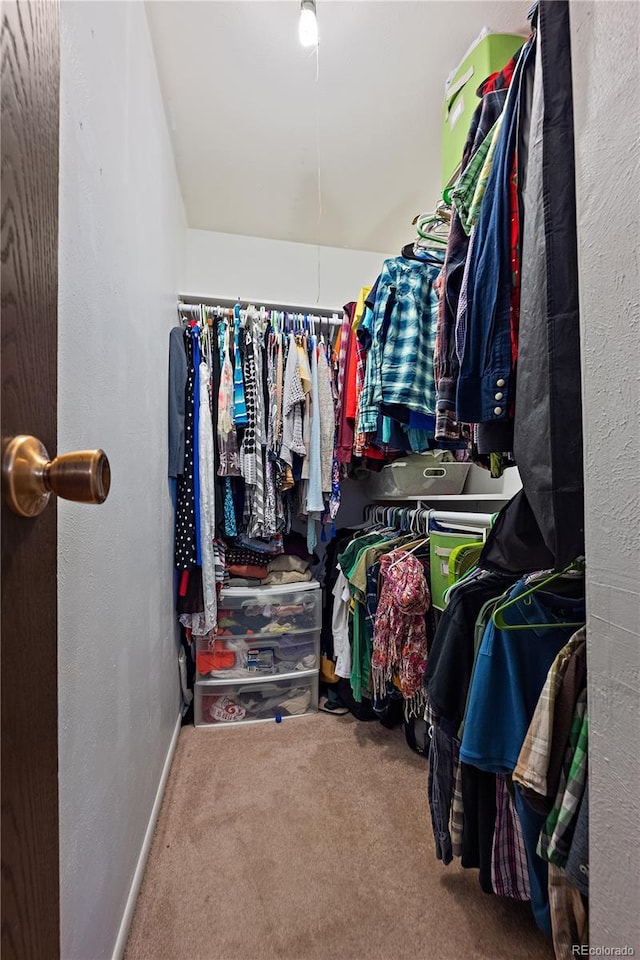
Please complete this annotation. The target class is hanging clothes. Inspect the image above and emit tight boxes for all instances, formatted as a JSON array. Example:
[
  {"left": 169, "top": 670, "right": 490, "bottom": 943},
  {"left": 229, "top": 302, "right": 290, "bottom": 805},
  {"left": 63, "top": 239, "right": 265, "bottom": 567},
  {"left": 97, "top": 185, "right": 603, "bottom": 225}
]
[
  {"left": 217, "top": 322, "right": 241, "bottom": 478},
  {"left": 371, "top": 550, "right": 430, "bottom": 714},
  {"left": 280, "top": 332, "right": 306, "bottom": 466},
  {"left": 455, "top": 34, "right": 535, "bottom": 426},
  {"left": 174, "top": 329, "right": 197, "bottom": 571},
  {"left": 316, "top": 342, "right": 336, "bottom": 495},
  {"left": 358, "top": 251, "right": 444, "bottom": 436},
  {"left": 197, "top": 360, "right": 217, "bottom": 636},
  {"left": 434, "top": 47, "right": 522, "bottom": 444},
  {"left": 168, "top": 326, "right": 188, "bottom": 479}
]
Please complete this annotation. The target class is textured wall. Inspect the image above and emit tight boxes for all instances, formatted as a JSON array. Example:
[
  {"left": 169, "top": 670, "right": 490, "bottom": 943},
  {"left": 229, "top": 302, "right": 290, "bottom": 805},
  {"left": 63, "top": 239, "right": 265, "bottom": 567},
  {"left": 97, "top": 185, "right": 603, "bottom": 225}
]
[
  {"left": 57, "top": 3, "right": 186, "bottom": 957},
  {"left": 570, "top": 1, "right": 640, "bottom": 951},
  {"left": 185, "top": 228, "right": 393, "bottom": 309}
]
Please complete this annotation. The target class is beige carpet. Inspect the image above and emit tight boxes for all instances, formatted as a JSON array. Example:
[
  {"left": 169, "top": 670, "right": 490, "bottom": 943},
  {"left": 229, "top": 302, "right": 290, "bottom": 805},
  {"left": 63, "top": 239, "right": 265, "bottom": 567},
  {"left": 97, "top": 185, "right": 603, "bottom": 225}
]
[{"left": 125, "top": 713, "right": 554, "bottom": 960}]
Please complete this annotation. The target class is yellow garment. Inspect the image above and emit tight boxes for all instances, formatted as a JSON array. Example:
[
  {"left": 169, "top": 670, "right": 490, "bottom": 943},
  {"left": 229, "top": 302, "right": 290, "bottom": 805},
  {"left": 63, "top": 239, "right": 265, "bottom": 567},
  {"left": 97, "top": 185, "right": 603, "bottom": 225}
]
[
  {"left": 296, "top": 337, "right": 312, "bottom": 394},
  {"left": 353, "top": 286, "right": 372, "bottom": 330}
]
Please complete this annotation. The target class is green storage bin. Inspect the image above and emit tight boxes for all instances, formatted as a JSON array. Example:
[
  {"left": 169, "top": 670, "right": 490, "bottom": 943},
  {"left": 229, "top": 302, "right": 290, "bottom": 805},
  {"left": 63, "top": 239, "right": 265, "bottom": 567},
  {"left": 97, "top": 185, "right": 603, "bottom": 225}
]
[
  {"left": 430, "top": 530, "right": 484, "bottom": 611},
  {"left": 441, "top": 31, "right": 525, "bottom": 189}
]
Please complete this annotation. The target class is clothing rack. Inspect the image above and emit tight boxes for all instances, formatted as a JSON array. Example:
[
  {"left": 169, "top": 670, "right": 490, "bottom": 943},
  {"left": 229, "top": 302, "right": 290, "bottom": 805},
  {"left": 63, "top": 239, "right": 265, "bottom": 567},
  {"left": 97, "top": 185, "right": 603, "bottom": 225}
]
[
  {"left": 364, "top": 503, "right": 494, "bottom": 534},
  {"left": 178, "top": 294, "right": 343, "bottom": 324}
]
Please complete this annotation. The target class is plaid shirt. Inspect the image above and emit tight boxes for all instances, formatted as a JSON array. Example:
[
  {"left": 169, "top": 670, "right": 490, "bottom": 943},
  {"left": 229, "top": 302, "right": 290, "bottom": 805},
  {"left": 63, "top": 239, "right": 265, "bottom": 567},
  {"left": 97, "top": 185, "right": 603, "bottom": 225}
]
[
  {"left": 513, "top": 629, "right": 586, "bottom": 798},
  {"left": 451, "top": 745, "right": 464, "bottom": 858},
  {"left": 491, "top": 774, "right": 531, "bottom": 901},
  {"left": 450, "top": 116, "right": 501, "bottom": 236},
  {"left": 538, "top": 691, "right": 588, "bottom": 867},
  {"left": 358, "top": 252, "right": 444, "bottom": 433}
]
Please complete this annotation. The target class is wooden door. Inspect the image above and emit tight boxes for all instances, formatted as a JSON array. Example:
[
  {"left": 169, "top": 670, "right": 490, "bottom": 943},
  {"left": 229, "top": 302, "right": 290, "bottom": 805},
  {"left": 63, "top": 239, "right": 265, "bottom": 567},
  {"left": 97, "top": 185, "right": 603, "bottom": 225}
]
[{"left": 1, "top": 2, "right": 61, "bottom": 958}]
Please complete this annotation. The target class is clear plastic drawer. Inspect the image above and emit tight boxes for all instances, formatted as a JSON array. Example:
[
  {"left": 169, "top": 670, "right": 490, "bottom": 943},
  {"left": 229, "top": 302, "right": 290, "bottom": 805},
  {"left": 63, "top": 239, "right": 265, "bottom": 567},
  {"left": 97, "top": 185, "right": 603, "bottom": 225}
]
[
  {"left": 195, "top": 631, "right": 320, "bottom": 681},
  {"left": 216, "top": 581, "right": 321, "bottom": 637},
  {"left": 195, "top": 673, "right": 319, "bottom": 727}
]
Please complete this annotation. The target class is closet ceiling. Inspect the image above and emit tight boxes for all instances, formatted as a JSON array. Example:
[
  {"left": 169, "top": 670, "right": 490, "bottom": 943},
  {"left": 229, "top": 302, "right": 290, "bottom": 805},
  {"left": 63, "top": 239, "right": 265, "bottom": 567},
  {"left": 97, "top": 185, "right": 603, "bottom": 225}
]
[{"left": 146, "top": 1, "right": 527, "bottom": 254}]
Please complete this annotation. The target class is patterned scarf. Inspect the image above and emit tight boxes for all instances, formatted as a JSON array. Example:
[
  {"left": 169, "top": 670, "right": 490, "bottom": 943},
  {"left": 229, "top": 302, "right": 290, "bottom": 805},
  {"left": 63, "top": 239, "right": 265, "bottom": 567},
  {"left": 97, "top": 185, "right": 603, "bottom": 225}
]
[{"left": 371, "top": 549, "right": 430, "bottom": 716}]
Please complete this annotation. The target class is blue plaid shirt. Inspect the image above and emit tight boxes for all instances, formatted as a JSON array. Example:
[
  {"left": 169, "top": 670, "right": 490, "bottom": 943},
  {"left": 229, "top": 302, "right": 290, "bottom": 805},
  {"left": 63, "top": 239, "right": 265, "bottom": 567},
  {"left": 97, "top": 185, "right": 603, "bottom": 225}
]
[{"left": 358, "top": 251, "right": 444, "bottom": 433}]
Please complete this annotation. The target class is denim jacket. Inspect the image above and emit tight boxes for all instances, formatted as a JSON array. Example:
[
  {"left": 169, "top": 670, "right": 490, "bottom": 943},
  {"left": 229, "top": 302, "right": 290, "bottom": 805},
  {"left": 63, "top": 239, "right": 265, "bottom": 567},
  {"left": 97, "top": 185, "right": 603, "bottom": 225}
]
[{"left": 456, "top": 36, "right": 536, "bottom": 424}]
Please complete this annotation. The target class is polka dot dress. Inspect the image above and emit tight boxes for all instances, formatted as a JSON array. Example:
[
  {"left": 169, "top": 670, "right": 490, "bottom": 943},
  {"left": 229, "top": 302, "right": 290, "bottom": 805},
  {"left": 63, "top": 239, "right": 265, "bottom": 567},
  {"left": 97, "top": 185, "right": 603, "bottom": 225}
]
[{"left": 175, "top": 329, "right": 197, "bottom": 570}]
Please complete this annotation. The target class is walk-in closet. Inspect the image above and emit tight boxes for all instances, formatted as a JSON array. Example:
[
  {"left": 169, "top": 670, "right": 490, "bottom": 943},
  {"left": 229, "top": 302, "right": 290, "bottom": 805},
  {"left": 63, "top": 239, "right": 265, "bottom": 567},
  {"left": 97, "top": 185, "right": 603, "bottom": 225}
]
[{"left": 3, "top": 1, "right": 637, "bottom": 959}]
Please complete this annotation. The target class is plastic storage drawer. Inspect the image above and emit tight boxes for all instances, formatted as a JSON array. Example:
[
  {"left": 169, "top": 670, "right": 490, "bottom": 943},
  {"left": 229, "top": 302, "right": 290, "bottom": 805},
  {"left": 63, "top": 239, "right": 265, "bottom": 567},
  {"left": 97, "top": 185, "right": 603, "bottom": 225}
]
[
  {"left": 217, "top": 581, "right": 321, "bottom": 637},
  {"left": 366, "top": 455, "right": 471, "bottom": 499},
  {"left": 195, "top": 631, "right": 320, "bottom": 681},
  {"left": 195, "top": 673, "right": 319, "bottom": 727}
]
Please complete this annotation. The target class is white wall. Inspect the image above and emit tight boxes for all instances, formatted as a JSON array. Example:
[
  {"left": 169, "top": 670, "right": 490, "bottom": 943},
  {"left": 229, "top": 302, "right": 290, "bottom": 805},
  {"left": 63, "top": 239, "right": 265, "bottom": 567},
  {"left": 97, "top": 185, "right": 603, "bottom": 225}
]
[
  {"left": 57, "top": 3, "right": 186, "bottom": 958},
  {"left": 571, "top": 1, "right": 640, "bottom": 952},
  {"left": 185, "top": 228, "right": 393, "bottom": 309}
]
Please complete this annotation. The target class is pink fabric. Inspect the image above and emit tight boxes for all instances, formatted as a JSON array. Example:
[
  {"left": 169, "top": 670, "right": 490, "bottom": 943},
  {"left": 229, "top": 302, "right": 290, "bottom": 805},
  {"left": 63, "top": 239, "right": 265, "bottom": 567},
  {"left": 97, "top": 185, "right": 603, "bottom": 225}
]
[{"left": 371, "top": 550, "right": 430, "bottom": 705}]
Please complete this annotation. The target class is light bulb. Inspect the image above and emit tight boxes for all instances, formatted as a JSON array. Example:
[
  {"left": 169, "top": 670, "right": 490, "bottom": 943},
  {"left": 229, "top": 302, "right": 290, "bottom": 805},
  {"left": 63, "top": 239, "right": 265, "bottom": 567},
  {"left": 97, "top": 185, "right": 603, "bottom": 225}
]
[{"left": 299, "top": 1, "right": 318, "bottom": 48}]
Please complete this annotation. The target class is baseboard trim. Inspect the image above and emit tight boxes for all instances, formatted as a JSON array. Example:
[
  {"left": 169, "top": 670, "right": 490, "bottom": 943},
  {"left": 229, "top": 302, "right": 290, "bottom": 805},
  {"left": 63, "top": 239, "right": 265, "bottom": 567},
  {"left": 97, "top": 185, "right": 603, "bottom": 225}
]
[{"left": 111, "top": 713, "right": 182, "bottom": 960}]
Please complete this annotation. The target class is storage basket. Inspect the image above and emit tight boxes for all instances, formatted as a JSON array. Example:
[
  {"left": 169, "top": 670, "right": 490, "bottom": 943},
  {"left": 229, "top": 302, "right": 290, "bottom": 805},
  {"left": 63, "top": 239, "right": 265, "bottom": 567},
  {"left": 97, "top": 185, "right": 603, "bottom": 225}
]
[{"left": 366, "top": 454, "right": 471, "bottom": 499}]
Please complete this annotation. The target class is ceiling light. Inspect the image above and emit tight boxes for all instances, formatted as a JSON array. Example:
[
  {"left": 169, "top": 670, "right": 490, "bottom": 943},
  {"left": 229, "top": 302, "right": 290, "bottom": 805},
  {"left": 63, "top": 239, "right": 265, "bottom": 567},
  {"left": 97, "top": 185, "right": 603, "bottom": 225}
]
[{"left": 299, "top": 0, "right": 318, "bottom": 48}]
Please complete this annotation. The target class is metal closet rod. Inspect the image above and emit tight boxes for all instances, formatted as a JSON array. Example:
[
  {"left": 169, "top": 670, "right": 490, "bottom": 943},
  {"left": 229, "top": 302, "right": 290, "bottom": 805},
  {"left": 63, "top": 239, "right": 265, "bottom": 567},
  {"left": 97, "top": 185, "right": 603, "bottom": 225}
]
[{"left": 178, "top": 294, "right": 343, "bottom": 322}]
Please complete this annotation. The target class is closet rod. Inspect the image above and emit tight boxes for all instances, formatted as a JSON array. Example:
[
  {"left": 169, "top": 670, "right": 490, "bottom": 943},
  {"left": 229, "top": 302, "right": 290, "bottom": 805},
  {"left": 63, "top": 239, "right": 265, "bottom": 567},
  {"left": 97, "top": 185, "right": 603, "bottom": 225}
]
[{"left": 178, "top": 294, "right": 342, "bottom": 321}]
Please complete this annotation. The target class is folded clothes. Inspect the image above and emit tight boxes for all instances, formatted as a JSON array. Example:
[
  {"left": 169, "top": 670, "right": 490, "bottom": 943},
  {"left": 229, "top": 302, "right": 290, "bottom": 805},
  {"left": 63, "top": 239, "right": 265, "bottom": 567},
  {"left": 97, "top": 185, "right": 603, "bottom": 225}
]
[
  {"left": 267, "top": 554, "right": 310, "bottom": 575},
  {"left": 227, "top": 547, "right": 275, "bottom": 567},
  {"left": 262, "top": 570, "right": 313, "bottom": 586},
  {"left": 227, "top": 564, "right": 268, "bottom": 580},
  {"left": 232, "top": 534, "right": 284, "bottom": 556}
]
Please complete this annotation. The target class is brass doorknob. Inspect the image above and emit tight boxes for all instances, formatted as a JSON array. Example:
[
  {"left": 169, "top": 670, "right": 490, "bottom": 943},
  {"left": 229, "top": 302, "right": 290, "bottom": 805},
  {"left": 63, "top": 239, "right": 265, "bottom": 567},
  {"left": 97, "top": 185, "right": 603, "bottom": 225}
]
[{"left": 2, "top": 435, "right": 111, "bottom": 517}]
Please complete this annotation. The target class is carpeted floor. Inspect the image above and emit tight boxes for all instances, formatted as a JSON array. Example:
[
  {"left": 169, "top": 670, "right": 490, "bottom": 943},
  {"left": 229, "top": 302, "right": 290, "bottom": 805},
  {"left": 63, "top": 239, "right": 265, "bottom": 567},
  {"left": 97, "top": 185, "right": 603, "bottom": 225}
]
[{"left": 125, "top": 713, "right": 554, "bottom": 960}]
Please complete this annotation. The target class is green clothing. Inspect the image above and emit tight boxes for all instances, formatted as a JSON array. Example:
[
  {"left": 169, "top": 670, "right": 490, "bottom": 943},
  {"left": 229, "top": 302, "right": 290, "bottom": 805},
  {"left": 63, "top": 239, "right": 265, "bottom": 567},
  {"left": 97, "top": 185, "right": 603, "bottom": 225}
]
[
  {"left": 451, "top": 116, "right": 501, "bottom": 235},
  {"left": 538, "top": 693, "right": 588, "bottom": 867},
  {"left": 348, "top": 534, "right": 411, "bottom": 600},
  {"left": 337, "top": 532, "right": 382, "bottom": 579},
  {"left": 467, "top": 113, "right": 504, "bottom": 231},
  {"left": 338, "top": 533, "right": 386, "bottom": 701}
]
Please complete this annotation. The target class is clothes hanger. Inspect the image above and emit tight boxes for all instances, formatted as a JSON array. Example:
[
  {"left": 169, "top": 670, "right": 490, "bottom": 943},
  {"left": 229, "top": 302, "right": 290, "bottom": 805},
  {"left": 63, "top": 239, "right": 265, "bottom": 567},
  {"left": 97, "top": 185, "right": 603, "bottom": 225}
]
[
  {"left": 491, "top": 561, "right": 585, "bottom": 631},
  {"left": 388, "top": 534, "right": 430, "bottom": 570},
  {"left": 414, "top": 212, "right": 449, "bottom": 248}
]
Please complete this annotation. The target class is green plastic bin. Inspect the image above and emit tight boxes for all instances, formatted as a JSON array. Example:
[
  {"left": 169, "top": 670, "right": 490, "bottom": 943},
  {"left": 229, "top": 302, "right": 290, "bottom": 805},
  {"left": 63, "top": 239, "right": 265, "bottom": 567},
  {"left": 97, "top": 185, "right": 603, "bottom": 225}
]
[
  {"left": 441, "top": 31, "right": 525, "bottom": 189},
  {"left": 430, "top": 530, "right": 484, "bottom": 611}
]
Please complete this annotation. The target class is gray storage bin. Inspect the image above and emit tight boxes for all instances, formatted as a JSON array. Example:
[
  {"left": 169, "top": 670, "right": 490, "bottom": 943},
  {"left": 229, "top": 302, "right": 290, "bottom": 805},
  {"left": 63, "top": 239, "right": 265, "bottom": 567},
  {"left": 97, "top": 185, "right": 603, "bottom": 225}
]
[{"left": 366, "top": 454, "right": 471, "bottom": 499}]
